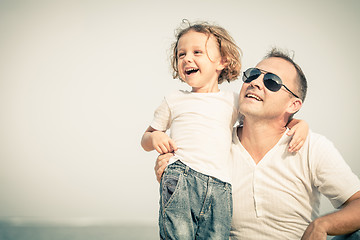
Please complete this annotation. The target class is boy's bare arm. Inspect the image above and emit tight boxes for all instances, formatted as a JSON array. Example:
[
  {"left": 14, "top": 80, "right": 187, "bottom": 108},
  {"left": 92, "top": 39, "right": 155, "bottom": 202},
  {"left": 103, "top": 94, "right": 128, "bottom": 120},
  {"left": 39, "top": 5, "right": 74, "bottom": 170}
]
[
  {"left": 141, "top": 126, "right": 157, "bottom": 151},
  {"left": 141, "top": 126, "right": 177, "bottom": 154},
  {"left": 287, "top": 119, "right": 309, "bottom": 152}
]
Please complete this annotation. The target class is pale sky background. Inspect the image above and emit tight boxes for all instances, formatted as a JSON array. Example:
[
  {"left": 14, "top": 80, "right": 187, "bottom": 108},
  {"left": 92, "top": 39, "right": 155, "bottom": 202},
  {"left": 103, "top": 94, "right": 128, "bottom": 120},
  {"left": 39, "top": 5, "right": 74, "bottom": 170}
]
[{"left": 0, "top": 0, "right": 359, "bottom": 226}]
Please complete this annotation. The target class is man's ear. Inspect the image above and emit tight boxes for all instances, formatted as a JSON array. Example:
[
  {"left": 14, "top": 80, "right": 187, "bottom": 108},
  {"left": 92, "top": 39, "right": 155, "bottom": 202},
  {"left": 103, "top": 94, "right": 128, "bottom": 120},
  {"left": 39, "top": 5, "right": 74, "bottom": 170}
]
[{"left": 287, "top": 98, "right": 302, "bottom": 114}]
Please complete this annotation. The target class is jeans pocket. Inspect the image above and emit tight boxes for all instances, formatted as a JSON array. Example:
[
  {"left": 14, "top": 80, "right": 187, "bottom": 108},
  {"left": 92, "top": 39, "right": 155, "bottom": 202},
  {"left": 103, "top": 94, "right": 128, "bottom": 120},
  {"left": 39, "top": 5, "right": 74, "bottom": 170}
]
[{"left": 161, "top": 171, "right": 181, "bottom": 207}]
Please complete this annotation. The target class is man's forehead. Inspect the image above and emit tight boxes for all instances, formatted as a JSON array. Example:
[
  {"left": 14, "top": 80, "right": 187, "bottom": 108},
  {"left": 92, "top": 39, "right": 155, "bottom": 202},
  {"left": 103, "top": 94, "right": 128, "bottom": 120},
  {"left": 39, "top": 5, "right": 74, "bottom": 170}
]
[
  {"left": 256, "top": 57, "right": 296, "bottom": 80},
  {"left": 256, "top": 57, "right": 288, "bottom": 69}
]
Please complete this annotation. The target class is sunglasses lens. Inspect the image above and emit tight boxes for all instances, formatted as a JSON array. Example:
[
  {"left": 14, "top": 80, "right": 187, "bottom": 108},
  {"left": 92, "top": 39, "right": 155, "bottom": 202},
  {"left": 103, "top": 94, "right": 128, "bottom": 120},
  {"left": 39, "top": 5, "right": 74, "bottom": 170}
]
[
  {"left": 243, "top": 68, "right": 261, "bottom": 82},
  {"left": 264, "top": 73, "right": 282, "bottom": 92}
]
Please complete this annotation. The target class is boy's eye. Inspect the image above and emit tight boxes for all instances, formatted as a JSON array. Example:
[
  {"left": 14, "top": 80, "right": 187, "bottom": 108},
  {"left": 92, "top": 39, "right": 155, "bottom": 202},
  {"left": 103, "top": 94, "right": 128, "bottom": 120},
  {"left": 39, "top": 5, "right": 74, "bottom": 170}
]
[
  {"left": 194, "top": 50, "right": 202, "bottom": 54},
  {"left": 178, "top": 53, "right": 185, "bottom": 59}
]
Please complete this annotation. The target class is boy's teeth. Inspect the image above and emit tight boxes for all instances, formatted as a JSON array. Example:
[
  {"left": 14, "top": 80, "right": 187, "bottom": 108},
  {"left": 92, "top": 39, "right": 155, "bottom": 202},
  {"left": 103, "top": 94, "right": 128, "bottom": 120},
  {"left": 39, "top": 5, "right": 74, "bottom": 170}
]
[{"left": 185, "top": 68, "right": 198, "bottom": 74}]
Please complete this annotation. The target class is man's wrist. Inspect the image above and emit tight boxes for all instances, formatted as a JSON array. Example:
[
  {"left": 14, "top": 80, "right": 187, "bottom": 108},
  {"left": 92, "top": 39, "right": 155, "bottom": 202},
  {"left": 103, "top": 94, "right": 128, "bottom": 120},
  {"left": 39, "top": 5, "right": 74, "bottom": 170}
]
[{"left": 312, "top": 217, "right": 330, "bottom": 235}]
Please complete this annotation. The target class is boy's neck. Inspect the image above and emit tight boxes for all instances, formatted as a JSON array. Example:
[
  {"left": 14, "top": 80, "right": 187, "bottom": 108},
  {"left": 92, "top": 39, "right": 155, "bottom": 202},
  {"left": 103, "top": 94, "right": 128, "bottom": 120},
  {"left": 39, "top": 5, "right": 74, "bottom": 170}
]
[{"left": 191, "top": 86, "right": 220, "bottom": 93}]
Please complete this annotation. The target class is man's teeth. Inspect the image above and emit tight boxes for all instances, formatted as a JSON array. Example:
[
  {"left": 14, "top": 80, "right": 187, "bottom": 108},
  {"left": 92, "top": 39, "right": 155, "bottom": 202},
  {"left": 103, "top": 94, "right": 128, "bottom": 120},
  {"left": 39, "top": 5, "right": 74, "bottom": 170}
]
[{"left": 247, "top": 94, "right": 262, "bottom": 101}]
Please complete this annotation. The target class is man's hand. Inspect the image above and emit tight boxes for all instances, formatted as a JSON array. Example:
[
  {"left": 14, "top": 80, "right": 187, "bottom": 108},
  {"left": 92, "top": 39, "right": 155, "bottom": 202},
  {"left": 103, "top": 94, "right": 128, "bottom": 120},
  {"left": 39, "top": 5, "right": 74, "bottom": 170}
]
[
  {"left": 302, "top": 191, "right": 360, "bottom": 240},
  {"left": 154, "top": 153, "right": 174, "bottom": 183},
  {"left": 301, "top": 219, "right": 328, "bottom": 240}
]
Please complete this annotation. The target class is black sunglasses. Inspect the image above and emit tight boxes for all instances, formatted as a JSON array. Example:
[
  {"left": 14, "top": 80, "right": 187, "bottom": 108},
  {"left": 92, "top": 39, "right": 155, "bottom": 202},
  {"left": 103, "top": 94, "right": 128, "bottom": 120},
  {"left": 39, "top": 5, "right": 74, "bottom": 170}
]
[{"left": 242, "top": 68, "right": 299, "bottom": 98}]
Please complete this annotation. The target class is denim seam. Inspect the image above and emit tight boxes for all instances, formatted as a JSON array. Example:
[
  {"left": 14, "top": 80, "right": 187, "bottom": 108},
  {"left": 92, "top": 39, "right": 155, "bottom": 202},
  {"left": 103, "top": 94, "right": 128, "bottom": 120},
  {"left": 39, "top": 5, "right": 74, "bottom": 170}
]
[
  {"left": 161, "top": 171, "right": 184, "bottom": 240},
  {"left": 163, "top": 172, "right": 184, "bottom": 210},
  {"left": 200, "top": 178, "right": 212, "bottom": 218}
]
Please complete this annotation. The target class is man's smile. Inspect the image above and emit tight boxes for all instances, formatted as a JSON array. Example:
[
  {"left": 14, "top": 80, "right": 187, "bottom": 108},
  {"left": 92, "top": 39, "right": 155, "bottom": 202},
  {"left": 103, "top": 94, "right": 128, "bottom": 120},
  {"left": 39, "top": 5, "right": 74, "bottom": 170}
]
[{"left": 245, "top": 93, "right": 263, "bottom": 101}]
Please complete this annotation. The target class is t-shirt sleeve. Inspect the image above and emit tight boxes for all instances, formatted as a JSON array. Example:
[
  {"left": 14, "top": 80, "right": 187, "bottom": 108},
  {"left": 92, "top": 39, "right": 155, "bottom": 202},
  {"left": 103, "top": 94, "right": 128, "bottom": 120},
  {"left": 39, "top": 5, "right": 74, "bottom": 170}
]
[
  {"left": 150, "top": 98, "right": 171, "bottom": 131},
  {"left": 310, "top": 134, "right": 360, "bottom": 209}
]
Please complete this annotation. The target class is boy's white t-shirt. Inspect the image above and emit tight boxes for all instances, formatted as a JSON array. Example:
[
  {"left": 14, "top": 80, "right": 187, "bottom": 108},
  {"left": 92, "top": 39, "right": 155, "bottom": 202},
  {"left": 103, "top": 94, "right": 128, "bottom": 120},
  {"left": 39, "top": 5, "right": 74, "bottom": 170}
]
[{"left": 151, "top": 90, "right": 239, "bottom": 183}]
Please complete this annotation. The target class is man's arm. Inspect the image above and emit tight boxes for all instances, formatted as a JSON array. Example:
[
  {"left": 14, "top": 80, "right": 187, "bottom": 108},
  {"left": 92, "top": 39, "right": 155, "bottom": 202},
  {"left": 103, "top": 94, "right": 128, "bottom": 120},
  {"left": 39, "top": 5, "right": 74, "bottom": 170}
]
[{"left": 301, "top": 191, "right": 360, "bottom": 239}]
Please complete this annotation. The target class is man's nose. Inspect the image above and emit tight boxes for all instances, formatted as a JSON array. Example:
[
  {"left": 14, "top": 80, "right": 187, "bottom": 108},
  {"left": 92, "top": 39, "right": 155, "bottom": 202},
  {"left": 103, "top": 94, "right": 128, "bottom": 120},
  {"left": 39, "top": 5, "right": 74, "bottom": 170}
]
[{"left": 249, "top": 74, "right": 264, "bottom": 89}]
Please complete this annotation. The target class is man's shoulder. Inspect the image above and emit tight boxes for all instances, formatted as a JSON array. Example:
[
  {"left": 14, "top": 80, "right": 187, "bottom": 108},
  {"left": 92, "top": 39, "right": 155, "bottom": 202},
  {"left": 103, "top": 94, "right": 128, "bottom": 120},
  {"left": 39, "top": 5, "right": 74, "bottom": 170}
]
[
  {"left": 301, "top": 130, "right": 339, "bottom": 157},
  {"left": 307, "top": 130, "right": 334, "bottom": 147}
]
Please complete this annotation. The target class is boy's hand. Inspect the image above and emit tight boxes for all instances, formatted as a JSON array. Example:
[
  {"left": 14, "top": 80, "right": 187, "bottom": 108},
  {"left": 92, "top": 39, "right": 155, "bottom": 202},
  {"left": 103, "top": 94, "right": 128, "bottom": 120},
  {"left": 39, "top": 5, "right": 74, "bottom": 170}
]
[
  {"left": 287, "top": 119, "right": 309, "bottom": 152},
  {"left": 151, "top": 131, "right": 178, "bottom": 154},
  {"left": 155, "top": 153, "right": 173, "bottom": 183}
]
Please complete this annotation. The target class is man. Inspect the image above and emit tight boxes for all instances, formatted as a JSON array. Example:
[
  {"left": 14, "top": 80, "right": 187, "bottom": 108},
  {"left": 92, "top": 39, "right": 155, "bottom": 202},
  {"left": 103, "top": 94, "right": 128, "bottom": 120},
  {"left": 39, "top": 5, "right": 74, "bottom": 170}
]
[{"left": 155, "top": 48, "right": 360, "bottom": 239}]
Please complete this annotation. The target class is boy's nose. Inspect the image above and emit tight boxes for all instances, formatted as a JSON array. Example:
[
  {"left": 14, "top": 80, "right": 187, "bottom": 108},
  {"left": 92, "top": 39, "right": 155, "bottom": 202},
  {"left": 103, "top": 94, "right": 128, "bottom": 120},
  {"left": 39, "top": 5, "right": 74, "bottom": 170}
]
[{"left": 184, "top": 54, "right": 193, "bottom": 62}]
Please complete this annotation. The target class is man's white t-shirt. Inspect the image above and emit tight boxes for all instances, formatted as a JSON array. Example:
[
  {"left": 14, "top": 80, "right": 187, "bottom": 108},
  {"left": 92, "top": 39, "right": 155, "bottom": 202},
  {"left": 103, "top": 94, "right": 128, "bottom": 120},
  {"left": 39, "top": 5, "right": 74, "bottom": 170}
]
[
  {"left": 230, "top": 128, "right": 360, "bottom": 239},
  {"left": 151, "top": 90, "right": 238, "bottom": 183}
]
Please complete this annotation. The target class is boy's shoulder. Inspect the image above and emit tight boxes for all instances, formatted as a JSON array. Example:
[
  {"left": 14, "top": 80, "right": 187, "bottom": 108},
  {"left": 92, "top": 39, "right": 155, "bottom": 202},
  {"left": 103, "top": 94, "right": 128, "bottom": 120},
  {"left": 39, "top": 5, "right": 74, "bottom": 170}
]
[
  {"left": 162, "top": 90, "right": 190, "bottom": 106},
  {"left": 164, "top": 90, "right": 189, "bottom": 99},
  {"left": 164, "top": 90, "right": 238, "bottom": 103}
]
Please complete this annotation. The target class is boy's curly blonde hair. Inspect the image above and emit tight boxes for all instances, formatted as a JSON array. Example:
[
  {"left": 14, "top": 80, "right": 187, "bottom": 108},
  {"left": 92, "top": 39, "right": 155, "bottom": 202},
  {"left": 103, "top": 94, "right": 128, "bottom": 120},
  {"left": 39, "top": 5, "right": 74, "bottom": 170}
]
[{"left": 171, "top": 20, "right": 242, "bottom": 84}]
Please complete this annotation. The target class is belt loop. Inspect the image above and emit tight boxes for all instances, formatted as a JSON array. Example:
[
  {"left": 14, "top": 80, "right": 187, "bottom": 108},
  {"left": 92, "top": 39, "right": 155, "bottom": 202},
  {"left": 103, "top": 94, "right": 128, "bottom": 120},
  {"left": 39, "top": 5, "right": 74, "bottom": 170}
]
[{"left": 184, "top": 165, "right": 189, "bottom": 176}]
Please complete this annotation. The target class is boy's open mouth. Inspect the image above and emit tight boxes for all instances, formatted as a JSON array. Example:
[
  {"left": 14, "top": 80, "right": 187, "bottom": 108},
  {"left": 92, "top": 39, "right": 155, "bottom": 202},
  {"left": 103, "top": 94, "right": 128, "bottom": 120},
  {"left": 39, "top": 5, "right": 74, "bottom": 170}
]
[{"left": 185, "top": 68, "right": 199, "bottom": 75}]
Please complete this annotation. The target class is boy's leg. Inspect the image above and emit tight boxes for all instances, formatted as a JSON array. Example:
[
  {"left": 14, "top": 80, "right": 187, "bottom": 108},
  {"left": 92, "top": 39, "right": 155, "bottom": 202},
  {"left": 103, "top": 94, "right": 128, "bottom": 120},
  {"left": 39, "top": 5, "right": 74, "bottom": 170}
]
[
  {"left": 159, "top": 162, "right": 196, "bottom": 240},
  {"left": 195, "top": 179, "right": 233, "bottom": 240}
]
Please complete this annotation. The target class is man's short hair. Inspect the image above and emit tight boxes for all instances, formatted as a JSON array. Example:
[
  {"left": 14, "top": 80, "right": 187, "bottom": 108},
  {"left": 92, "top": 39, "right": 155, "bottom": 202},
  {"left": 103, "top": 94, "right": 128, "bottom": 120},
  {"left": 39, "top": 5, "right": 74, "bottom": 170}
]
[{"left": 264, "top": 48, "right": 308, "bottom": 102}]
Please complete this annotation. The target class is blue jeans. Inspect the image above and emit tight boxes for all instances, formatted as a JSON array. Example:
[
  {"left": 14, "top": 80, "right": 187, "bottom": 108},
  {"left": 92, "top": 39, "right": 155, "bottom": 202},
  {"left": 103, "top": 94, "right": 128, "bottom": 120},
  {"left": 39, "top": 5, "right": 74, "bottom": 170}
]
[
  {"left": 159, "top": 160, "right": 233, "bottom": 240},
  {"left": 331, "top": 230, "right": 360, "bottom": 240}
]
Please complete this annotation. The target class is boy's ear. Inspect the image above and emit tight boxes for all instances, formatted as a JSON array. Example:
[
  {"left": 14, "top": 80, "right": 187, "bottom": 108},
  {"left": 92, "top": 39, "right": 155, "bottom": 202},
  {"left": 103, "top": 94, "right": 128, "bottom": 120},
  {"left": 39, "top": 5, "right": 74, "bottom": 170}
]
[
  {"left": 217, "top": 57, "right": 228, "bottom": 71},
  {"left": 287, "top": 98, "right": 302, "bottom": 114}
]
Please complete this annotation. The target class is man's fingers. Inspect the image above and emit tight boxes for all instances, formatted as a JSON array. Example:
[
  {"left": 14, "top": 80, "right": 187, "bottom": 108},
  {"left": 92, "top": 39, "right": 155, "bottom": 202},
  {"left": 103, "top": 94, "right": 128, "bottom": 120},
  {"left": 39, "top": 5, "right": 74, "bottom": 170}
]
[
  {"left": 156, "top": 164, "right": 167, "bottom": 182},
  {"left": 158, "top": 153, "right": 173, "bottom": 161},
  {"left": 155, "top": 157, "right": 169, "bottom": 183},
  {"left": 156, "top": 156, "right": 170, "bottom": 170},
  {"left": 155, "top": 165, "right": 163, "bottom": 183},
  {"left": 154, "top": 153, "right": 173, "bottom": 183}
]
